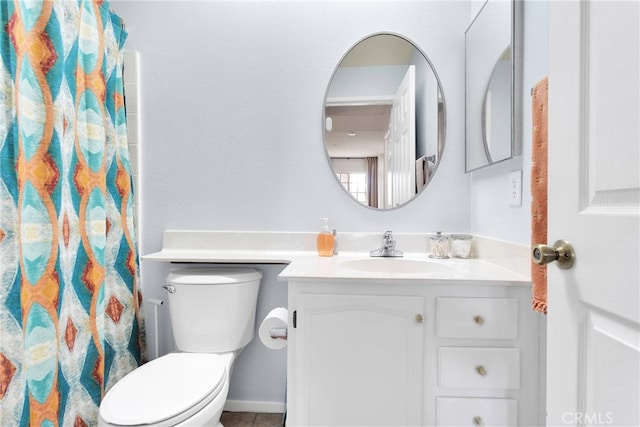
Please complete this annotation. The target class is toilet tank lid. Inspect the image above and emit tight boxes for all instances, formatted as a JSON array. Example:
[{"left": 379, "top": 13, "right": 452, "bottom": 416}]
[
  {"left": 167, "top": 267, "right": 262, "bottom": 285},
  {"left": 99, "top": 353, "right": 226, "bottom": 425}
]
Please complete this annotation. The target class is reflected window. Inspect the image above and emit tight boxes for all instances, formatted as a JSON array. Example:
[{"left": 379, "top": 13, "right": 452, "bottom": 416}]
[{"left": 336, "top": 173, "right": 368, "bottom": 205}]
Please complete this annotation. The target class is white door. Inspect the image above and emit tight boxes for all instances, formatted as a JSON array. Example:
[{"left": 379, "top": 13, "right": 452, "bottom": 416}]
[
  {"left": 547, "top": 1, "right": 639, "bottom": 426},
  {"left": 387, "top": 65, "right": 416, "bottom": 207}
]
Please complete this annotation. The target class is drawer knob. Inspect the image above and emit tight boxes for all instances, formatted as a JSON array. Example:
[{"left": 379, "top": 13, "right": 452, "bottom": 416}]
[
  {"left": 473, "top": 315, "right": 484, "bottom": 325},
  {"left": 475, "top": 365, "right": 487, "bottom": 376},
  {"left": 415, "top": 314, "right": 424, "bottom": 323},
  {"left": 473, "top": 416, "right": 484, "bottom": 426}
]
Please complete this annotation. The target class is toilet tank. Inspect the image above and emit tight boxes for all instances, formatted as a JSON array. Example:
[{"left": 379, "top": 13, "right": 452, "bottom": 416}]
[{"left": 165, "top": 268, "right": 262, "bottom": 353}]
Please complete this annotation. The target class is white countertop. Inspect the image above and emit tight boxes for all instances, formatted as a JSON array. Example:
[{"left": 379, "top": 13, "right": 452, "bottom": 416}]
[
  {"left": 278, "top": 252, "right": 530, "bottom": 284},
  {"left": 143, "top": 230, "right": 532, "bottom": 285}
]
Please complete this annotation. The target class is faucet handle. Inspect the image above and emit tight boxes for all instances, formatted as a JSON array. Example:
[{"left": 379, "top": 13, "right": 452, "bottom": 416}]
[
  {"left": 385, "top": 231, "right": 396, "bottom": 246},
  {"left": 370, "top": 230, "right": 403, "bottom": 257}
]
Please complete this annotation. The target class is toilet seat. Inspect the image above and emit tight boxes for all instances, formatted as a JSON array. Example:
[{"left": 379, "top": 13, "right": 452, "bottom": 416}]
[{"left": 99, "top": 353, "right": 227, "bottom": 426}]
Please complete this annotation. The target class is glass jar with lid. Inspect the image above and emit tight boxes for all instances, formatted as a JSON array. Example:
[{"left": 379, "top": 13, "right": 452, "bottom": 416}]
[{"left": 429, "top": 232, "right": 450, "bottom": 259}]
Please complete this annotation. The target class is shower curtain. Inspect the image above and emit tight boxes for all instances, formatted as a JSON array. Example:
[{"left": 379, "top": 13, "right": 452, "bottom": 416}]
[{"left": 0, "top": 1, "right": 146, "bottom": 425}]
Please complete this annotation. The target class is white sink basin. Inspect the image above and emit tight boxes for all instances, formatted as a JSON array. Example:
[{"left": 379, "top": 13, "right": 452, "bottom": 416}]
[{"left": 339, "top": 258, "right": 451, "bottom": 275}]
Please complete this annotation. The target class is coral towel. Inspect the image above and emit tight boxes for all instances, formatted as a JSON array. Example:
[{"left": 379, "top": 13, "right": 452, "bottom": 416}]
[{"left": 531, "top": 77, "right": 548, "bottom": 314}]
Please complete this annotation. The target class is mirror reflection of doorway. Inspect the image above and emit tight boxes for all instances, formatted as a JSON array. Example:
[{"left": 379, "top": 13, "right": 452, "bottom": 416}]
[
  {"left": 326, "top": 103, "right": 390, "bottom": 208},
  {"left": 325, "top": 66, "right": 415, "bottom": 209}
]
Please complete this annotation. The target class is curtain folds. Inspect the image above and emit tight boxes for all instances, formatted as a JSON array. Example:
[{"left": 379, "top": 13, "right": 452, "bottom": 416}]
[
  {"left": 0, "top": 1, "right": 146, "bottom": 425},
  {"left": 366, "top": 157, "right": 378, "bottom": 208}
]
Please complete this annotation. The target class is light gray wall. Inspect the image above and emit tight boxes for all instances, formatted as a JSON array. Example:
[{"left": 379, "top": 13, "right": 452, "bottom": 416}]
[
  {"left": 328, "top": 65, "right": 407, "bottom": 98},
  {"left": 112, "top": 0, "right": 548, "bottom": 409},
  {"left": 115, "top": 0, "right": 469, "bottom": 242}
]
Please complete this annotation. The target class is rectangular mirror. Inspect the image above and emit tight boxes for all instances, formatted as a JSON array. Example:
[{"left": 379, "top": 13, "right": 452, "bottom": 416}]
[{"left": 465, "top": 0, "right": 519, "bottom": 172}]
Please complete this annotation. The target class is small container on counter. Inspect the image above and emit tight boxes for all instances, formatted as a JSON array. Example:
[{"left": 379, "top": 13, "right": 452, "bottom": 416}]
[
  {"left": 450, "top": 234, "right": 473, "bottom": 258},
  {"left": 429, "top": 231, "right": 450, "bottom": 259},
  {"left": 317, "top": 218, "right": 335, "bottom": 257}
]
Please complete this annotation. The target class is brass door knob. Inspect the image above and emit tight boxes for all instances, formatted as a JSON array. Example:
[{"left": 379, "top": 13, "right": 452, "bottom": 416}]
[{"left": 532, "top": 239, "right": 575, "bottom": 270}]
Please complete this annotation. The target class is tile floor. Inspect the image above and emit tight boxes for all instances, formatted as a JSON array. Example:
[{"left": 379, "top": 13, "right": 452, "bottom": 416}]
[{"left": 220, "top": 411, "right": 284, "bottom": 427}]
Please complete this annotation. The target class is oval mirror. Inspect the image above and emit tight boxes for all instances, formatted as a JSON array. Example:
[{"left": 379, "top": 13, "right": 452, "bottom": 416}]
[{"left": 323, "top": 33, "right": 446, "bottom": 210}]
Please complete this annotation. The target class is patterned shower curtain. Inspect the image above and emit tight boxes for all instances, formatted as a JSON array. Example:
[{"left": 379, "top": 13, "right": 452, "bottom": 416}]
[{"left": 0, "top": 1, "right": 146, "bottom": 425}]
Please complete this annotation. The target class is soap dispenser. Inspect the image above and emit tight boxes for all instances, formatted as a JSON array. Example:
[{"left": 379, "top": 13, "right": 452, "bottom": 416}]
[{"left": 317, "top": 218, "right": 335, "bottom": 257}]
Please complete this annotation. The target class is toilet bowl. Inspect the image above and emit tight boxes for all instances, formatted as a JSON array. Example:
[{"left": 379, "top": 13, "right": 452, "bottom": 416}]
[
  {"left": 98, "top": 268, "right": 262, "bottom": 427},
  {"left": 98, "top": 353, "right": 235, "bottom": 427},
  {"left": 99, "top": 352, "right": 233, "bottom": 427}
]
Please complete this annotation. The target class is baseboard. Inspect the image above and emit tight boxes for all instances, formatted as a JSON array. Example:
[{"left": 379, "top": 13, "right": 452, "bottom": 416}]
[{"left": 223, "top": 399, "right": 285, "bottom": 414}]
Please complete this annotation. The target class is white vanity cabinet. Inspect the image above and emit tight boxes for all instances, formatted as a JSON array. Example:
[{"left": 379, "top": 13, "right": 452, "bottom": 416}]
[
  {"left": 289, "top": 288, "right": 425, "bottom": 426},
  {"left": 286, "top": 280, "right": 542, "bottom": 427}
]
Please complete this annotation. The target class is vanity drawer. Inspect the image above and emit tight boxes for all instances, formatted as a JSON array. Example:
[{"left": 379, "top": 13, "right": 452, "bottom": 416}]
[
  {"left": 436, "top": 397, "right": 517, "bottom": 426},
  {"left": 438, "top": 347, "right": 520, "bottom": 389},
  {"left": 436, "top": 298, "right": 518, "bottom": 339}
]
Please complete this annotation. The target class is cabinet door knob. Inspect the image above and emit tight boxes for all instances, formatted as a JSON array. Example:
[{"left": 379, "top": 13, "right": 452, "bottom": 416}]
[
  {"left": 473, "top": 315, "right": 484, "bottom": 325},
  {"left": 473, "top": 416, "right": 484, "bottom": 426},
  {"left": 475, "top": 365, "right": 487, "bottom": 376},
  {"left": 415, "top": 314, "right": 424, "bottom": 323}
]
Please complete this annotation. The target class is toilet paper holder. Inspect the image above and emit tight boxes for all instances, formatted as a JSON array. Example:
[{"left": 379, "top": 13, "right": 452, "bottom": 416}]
[
  {"left": 260, "top": 307, "right": 288, "bottom": 349},
  {"left": 269, "top": 327, "right": 288, "bottom": 340}
]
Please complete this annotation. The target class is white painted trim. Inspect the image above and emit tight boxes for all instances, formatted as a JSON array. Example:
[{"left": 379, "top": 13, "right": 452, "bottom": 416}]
[
  {"left": 325, "top": 95, "right": 393, "bottom": 106},
  {"left": 223, "top": 400, "right": 285, "bottom": 414}
]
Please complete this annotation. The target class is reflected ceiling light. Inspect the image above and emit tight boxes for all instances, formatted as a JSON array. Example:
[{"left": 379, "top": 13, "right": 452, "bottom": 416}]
[
  {"left": 325, "top": 117, "right": 332, "bottom": 132},
  {"left": 348, "top": 131, "right": 356, "bottom": 137}
]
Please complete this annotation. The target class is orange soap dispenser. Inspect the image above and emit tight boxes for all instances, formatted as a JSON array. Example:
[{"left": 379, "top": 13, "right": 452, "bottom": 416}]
[{"left": 317, "top": 218, "right": 335, "bottom": 257}]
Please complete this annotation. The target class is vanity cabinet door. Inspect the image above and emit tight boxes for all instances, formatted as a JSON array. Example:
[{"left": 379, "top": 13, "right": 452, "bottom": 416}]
[{"left": 291, "top": 292, "right": 425, "bottom": 426}]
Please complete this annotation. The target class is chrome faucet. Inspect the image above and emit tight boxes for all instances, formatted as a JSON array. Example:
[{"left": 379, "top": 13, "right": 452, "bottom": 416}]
[{"left": 370, "top": 231, "right": 404, "bottom": 257}]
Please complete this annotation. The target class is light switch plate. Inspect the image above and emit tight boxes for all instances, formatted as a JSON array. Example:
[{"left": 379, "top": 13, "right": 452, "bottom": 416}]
[{"left": 508, "top": 170, "right": 522, "bottom": 207}]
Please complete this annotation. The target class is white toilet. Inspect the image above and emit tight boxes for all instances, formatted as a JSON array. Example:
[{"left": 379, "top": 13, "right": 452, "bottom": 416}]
[{"left": 98, "top": 267, "right": 262, "bottom": 427}]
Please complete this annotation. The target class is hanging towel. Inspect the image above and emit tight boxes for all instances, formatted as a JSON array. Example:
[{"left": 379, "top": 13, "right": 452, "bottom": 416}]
[
  {"left": 415, "top": 156, "right": 430, "bottom": 192},
  {"left": 531, "top": 77, "right": 548, "bottom": 314}
]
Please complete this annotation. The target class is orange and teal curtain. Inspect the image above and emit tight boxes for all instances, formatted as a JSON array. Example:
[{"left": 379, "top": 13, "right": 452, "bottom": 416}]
[{"left": 0, "top": 1, "right": 146, "bottom": 425}]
